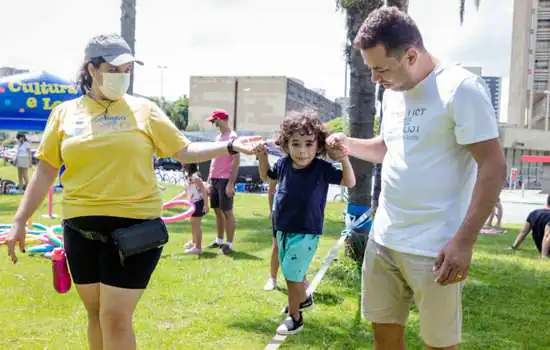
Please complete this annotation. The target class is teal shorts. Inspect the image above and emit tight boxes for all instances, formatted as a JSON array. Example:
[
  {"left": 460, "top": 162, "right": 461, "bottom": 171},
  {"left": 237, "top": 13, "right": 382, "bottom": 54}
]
[{"left": 276, "top": 231, "right": 320, "bottom": 282}]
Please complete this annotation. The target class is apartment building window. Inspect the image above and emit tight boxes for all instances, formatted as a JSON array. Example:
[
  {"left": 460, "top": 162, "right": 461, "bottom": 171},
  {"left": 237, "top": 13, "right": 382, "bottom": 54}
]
[
  {"left": 287, "top": 100, "right": 305, "bottom": 112},
  {"left": 535, "top": 60, "right": 549, "bottom": 69}
]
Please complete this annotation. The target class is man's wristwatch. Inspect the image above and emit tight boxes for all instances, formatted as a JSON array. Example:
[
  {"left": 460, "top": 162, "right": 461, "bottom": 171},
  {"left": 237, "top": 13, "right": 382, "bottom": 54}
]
[{"left": 227, "top": 138, "right": 239, "bottom": 155}]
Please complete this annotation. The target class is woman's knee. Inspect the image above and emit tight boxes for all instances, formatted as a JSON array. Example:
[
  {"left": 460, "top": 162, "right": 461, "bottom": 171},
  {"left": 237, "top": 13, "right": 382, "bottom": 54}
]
[
  {"left": 100, "top": 305, "right": 133, "bottom": 333},
  {"left": 99, "top": 284, "right": 144, "bottom": 333},
  {"left": 75, "top": 284, "right": 101, "bottom": 323}
]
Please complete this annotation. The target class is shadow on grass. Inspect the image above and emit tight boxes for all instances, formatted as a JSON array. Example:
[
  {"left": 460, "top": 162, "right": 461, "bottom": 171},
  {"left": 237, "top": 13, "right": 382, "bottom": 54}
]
[
  {"left": 225, "top": 250, "right": 263, "bottom": 261},
  {"left": 198, "top": 252, "right": 219, "bottom": 260},
  {"left": 229, "top": 312, "right": 372, "bottom": 349},
  {"left": 312, "top": 291, "right": 345, "bottom": 306},
  {"left": 272, "top": 288, "right": 346, "bottom": 308}
]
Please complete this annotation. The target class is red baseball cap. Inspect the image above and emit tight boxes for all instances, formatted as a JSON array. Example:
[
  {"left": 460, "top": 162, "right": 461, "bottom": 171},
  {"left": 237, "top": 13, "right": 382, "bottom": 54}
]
[{"left": 207, "top": 109, "right": 229, "bottom": 122}]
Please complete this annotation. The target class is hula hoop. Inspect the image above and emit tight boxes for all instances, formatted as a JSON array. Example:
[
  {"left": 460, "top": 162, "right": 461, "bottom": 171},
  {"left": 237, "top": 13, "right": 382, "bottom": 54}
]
[
  {"left": 0, "top": 223, "right": 63, "bottom": 249},
  {"left": 0, "top": 223, "right": 49, "bottom": 234},
  {"left": 161, "top": 200, "right": 195, "bottom": 224},
  {"left": 27, "top": 243, "right": 55, "bottom": 254}
]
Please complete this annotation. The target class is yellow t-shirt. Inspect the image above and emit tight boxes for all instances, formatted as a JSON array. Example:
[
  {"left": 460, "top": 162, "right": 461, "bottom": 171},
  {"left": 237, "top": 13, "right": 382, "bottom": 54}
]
[{"left": 35, "top": 94, "right": 190, "bottom": 219}]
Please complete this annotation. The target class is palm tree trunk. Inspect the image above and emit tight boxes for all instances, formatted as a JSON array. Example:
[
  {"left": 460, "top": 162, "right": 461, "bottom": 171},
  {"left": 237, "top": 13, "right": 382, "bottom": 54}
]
[
  {"left": 371, "top": 85, "right": 384, "bottom": 212},
  {"left": 339, "top": 0, "right": 410, "bottom": 263},
  {"left": 347, "top": 21, "right": 376, "bottom": 207},
  {"left": 121, "top": 0, "right": 136, "bottom": 94},
  {"left": 459, "top": 0, "right": 482, "bottom": 25},
  {"left": 342, "top": 0, "right": 383, "bottom": 263}
]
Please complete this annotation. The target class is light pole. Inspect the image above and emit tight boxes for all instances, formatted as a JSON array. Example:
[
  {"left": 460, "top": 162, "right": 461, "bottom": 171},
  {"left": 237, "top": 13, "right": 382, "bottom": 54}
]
[{"left": 157, "top": 65, "right": 168, "bottom": 100}]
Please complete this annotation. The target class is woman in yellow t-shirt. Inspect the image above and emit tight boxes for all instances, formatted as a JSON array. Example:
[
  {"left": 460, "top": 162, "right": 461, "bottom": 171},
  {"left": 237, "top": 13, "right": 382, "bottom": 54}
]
[{"left": 4, "top": 34, "right": 260, "bottom": 349}]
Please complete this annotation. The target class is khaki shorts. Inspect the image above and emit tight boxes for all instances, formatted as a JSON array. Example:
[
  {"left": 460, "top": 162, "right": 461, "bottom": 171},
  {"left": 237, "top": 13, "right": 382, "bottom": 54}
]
[{"left": 362, "top": 239, "right": 463, "bottom": 348}]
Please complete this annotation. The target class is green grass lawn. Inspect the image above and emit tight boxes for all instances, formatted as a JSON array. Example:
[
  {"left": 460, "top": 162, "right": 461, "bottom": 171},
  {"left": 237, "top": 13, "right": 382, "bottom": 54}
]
[{"left": 0, "top": 164, "right": 549, "bottom": 349}]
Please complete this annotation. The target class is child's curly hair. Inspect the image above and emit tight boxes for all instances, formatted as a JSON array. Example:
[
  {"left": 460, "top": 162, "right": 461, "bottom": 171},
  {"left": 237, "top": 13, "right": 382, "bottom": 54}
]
[{"left": 275, "top": 109, "right": 330, "bottom": 156}]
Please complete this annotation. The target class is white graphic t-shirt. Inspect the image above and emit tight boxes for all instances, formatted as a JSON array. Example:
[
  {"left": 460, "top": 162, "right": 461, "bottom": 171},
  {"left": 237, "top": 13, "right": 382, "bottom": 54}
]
[
  {"left": 16, "top": 141, "right": 31, "bottom": 158},
  {"left": 372, "top": 65, "right": 499, "bottom": 257},
  {"left": 187, "top": 174, "right": 203, "bottom": 203}
]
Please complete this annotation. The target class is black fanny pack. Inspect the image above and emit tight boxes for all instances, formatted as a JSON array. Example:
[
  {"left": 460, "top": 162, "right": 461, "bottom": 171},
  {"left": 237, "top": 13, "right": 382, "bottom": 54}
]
[
  {"left": 65, "top": 218, "right": 169, "bottom": 265},
  {"left": 111, "top": 218, "right": 169, "bottom": 265}
]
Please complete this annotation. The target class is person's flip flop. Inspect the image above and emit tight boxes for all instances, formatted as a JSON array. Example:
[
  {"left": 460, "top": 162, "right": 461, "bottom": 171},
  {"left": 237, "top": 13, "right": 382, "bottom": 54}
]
[{"left": 480, "top": 227, "right": 505, "bottom": 235}]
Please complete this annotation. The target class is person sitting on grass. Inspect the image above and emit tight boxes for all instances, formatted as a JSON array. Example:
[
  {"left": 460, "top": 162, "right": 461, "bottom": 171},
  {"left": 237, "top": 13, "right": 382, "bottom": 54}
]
[
  {"left": 510, "top": 194, "right": 550, "bottom": 259},
  {"left": 256, "top": 110, "right": 356, "bottom": 335}
]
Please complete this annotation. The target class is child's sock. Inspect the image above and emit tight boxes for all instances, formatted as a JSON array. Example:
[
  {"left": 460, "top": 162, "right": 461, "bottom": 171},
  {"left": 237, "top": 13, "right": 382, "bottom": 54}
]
[
  {"left": 226, "top": 241, "right": 233, "bottom": 249},
  {"left": 215, "top": 238, "right": 224, "bottom": 244}
]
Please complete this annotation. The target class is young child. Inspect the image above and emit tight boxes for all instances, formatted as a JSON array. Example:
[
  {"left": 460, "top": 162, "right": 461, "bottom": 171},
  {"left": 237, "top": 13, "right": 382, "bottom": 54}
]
[
  {"left": 181, "top": 163, "right": 209, "bottom": 254},
  {"left": 256, "top": 110, "right": 355, "bottom": 335}
]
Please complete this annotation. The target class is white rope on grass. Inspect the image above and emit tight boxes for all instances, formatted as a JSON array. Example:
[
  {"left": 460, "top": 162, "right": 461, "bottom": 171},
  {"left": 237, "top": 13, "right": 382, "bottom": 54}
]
[{"left": 264, "top": 209, "right": 372, "bottom": 350}]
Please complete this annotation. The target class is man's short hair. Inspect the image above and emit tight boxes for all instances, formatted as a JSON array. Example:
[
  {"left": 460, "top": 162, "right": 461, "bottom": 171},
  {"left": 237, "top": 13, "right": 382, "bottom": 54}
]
[
  {"left": 353, "top": 6, "right": 425, "bottom": 57},
  {"left": 546, "top": 194, "right": 550, "bottom": 206}
]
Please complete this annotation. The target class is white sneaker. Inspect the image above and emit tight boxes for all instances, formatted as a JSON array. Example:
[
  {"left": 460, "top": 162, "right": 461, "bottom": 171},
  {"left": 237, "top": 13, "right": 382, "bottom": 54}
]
[
  {"left": 184, "top": 241, "right": 194, "bottom": 249},
  {"left": 184, "top": 247, "right": 202, "bottom": 254},
  {"left": 263, "top": 278, "right": 277, "bottom": 291},
  {"left": 276, "top": 314, "right": 303, "bottom": 335}
]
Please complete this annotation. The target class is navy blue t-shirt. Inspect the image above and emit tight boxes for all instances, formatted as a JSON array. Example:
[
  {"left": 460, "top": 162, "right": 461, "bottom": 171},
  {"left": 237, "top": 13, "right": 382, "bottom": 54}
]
[
  {"left": 267, "top": 156, "right": 343, "bottom": 235},
  {"left": 526, "top": 208, "right": 550, "bottom": 252}
]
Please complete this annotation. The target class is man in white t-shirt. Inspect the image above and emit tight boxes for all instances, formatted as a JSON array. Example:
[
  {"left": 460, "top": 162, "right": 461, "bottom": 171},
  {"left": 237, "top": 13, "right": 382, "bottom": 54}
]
[{"left": 327, "top": 7, "right": 506, "bottom": 350}]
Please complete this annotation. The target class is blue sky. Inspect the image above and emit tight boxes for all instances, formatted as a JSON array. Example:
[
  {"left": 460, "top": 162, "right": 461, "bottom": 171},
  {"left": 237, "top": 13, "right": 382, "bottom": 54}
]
[{"left": 0, "top": 0, "right": 513, "bottom": 120}]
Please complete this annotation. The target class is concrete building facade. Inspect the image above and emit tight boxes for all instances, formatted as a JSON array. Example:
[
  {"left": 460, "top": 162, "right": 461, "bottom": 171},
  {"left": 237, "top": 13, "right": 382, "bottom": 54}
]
[
  {"left": 508, "top": 0, "right": 550, "bottom": 130},
  {"left": 188, "top": 76, "right": 341, "bottom": 133},
  {"left": 0, "top": 67, "right": 29, "bottom": 78},
  {"left": 335, "top": 97, "right": 349, "bottom": 119},
  {"left": 495, "top": 0, "right": 550, "bottom": 189}
]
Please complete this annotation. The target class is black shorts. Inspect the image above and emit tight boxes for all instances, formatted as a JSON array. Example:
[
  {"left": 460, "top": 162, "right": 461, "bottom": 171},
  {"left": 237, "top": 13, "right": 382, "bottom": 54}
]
[
  {"left": 191, "top": 199, "right": 205, "bottom": 217},
  {"left": 63, "top": 216, "right": 163, "bottom": 290},
  {"left": 209, "top": 178, "right": 234, "bottom": 211}
]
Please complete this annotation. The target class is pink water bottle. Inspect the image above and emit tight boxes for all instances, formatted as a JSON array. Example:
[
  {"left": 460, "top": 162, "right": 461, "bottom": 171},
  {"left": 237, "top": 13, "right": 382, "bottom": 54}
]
[{"left": 52, "top": 248, "right": 71, "bottom": 294}]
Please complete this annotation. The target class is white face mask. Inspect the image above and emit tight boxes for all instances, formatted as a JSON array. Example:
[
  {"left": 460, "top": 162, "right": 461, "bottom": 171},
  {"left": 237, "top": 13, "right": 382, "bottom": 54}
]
[{"left": 99, "top": 72, "right": 130, "bottom": 100}]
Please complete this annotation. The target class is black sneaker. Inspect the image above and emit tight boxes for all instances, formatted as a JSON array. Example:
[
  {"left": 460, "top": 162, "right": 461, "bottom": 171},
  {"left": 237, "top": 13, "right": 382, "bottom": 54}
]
[
  {"left": 276, "top": 312, "right": 303, "bottom": 335},
  {"left": 207, "top": 241, "right": 223, "bottom": 249},
  {"left": 221, "top": 244, "right": 233, "bottom": 255},
  {"left": 282, "top": 294, "right": 313, "bottom": 314}
]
